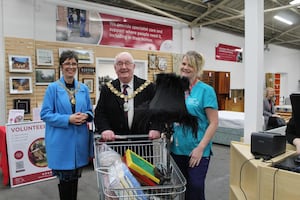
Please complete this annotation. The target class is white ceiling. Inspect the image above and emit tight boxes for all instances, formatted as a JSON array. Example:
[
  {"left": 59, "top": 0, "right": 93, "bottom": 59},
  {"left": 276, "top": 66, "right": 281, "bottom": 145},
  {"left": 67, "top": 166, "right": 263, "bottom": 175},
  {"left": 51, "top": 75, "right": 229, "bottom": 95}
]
[{"left": 84, "top": 0, "right": 300, "bottom": 50}]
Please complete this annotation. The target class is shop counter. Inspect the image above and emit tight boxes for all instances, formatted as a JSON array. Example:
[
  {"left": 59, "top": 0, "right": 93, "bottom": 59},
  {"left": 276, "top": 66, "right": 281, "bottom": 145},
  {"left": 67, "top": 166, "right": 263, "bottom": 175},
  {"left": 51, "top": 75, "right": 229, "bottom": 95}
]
[{"left": 230, "top": 141, "right": 300, "bottom": 200}]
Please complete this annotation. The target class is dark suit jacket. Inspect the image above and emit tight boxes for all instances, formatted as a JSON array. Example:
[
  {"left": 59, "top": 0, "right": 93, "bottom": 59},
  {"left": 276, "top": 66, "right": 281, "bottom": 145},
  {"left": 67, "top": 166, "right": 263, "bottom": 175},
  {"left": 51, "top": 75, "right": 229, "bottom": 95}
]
[{"left": 94, "top": 75, "right": 160, "bottom": 135}]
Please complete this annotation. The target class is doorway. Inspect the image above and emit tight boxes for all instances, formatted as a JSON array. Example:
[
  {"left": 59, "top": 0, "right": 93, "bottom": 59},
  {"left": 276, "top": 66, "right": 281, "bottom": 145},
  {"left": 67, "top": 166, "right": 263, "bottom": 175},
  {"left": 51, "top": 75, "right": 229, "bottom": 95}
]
[{"left": 95, "top": 58, "right": 148, "bottom": 102}]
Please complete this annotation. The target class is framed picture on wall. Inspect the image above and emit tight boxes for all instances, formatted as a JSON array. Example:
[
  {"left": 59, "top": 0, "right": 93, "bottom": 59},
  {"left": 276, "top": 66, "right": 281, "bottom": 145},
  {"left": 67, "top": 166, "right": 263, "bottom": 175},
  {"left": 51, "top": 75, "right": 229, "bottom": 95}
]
[
  {"left": 8, "top": 55, "right": 32, "bottom": 73},
  {"left": 83, "top": 78, "right": 94, "bottom": 93},
  {"left": 35, "top": 68, "right": 56, "bottom": 85},
  {"left": 13, "top": 99, "right": 31, "bottom": 114},
  {"left": 148, "top": 54, "right": 157, "bottom": 69},
  {"left": 36, "top": 49, "right": 54, "bottom": 66},
  {"left": 9, "top": 77, "right": 33, "bottom": 94},
  {"left": 59, "top": 48, "right": 94, "bottom": 64},
  {"left": 158, "top": 57, "right": 167, "bottom": 71}
]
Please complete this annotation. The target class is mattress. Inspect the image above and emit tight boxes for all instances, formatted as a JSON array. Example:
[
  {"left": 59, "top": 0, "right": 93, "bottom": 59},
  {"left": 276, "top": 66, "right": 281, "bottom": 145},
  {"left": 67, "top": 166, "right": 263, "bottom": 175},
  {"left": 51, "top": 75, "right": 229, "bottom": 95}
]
[
  {"left": 213, "top": 111, "right": 245, "bottom": 145},
  {"left": 213, "top": 111, "right": 285, "bottom": 145},
  {"left": 213, "top": 127, "right": 243, "bottom": 145},
  {"left": 218, "top": 110, "right": 245, "bottom": 129}
]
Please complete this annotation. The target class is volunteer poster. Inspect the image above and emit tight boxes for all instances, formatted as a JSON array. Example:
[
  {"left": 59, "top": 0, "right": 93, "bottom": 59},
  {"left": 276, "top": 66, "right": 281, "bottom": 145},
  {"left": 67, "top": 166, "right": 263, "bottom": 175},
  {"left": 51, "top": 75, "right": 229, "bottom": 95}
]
[{"left": 6, "top": 121, "right": 54, "bottom": 187}]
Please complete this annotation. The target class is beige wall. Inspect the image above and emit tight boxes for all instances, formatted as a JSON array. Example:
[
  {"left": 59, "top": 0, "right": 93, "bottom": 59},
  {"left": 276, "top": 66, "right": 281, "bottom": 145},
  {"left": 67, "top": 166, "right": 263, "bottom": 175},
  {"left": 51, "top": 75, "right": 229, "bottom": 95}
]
[{"left": 5, "top": 37, "right": 173, "bottom": 120}]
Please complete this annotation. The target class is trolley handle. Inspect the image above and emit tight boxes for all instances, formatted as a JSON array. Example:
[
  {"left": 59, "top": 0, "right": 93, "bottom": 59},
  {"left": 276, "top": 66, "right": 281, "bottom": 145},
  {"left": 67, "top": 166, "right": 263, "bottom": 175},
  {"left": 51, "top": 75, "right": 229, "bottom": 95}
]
[{"left": 94, "top": 133, "right": 150, "bottom": 140}]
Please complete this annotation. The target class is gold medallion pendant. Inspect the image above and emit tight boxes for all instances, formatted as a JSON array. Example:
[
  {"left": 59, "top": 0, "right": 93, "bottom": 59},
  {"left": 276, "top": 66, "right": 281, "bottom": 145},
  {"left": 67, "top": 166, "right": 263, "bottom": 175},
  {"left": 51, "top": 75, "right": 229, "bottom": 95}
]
[
  {"left": 71, "top": 96, "right": 76, "bottom": 105},
  {"left": 57, "top": 80, "right": 80, "bottom": 106}
]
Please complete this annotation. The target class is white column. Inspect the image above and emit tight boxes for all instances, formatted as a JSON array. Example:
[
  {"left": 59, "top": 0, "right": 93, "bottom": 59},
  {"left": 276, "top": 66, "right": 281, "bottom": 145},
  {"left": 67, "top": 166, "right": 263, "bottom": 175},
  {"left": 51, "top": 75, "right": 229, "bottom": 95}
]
[{"left": 244, "top": 0, "right": 264, "bottom": 143}]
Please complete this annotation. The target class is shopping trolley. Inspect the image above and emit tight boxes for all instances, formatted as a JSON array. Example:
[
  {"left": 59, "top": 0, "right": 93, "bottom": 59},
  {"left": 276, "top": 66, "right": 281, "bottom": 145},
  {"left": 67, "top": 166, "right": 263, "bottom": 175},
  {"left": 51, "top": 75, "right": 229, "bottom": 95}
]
[{"left": 94, "top": 134, "right": 186, "bottom": 200}]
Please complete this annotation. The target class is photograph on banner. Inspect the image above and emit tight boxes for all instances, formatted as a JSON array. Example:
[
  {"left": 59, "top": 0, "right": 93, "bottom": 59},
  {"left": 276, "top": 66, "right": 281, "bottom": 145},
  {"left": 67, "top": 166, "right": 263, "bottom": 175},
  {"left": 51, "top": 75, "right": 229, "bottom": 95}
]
[
  {"left": 56, "top": 6, "right": 102, "bottom": 44},
  {"left": 6, "top": 121, "right": 54, "bottom": 187}
]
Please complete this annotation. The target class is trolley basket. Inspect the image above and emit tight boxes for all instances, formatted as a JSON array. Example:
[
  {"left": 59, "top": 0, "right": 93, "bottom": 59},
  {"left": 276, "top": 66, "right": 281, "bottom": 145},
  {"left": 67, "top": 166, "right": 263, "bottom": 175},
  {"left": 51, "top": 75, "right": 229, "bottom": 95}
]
[{"left": 94, "top": 134, "right": 186, "bottom": 200}]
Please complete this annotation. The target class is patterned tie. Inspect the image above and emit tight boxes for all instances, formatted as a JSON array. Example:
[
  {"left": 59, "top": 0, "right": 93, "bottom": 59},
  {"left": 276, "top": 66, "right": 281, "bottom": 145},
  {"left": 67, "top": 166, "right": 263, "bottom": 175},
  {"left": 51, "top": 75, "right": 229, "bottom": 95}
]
[{"left": 122, "top": 84, "right": 128, "bottom": 96}]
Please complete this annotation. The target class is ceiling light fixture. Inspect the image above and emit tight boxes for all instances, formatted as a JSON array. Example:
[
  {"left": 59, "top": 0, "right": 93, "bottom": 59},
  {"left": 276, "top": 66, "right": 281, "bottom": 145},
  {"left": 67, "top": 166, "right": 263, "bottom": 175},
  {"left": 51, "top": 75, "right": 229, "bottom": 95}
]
[
  {"left": 274, "top": 15, "right": 293, "bottom": 25},
  {"left": 289, "top": 0, "right": 300, "bottom": 5},
  {"left": 289, "top": 0, "right": 300, "bottom": 8}
]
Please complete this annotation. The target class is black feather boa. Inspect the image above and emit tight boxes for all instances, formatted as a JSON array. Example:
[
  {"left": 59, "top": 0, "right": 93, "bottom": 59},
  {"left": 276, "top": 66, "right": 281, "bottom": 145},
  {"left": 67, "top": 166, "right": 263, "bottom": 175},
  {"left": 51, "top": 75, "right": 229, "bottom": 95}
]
[{"left": 136, "top": 73, "right": 198, "bottom": 138}]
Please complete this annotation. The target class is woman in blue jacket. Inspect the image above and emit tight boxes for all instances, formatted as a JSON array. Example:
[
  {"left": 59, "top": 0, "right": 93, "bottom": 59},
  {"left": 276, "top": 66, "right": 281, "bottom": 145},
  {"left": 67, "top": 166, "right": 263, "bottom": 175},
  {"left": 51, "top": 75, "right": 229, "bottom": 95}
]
[{"left": 40, "top": 50, "right": 94, "bottom": 200}]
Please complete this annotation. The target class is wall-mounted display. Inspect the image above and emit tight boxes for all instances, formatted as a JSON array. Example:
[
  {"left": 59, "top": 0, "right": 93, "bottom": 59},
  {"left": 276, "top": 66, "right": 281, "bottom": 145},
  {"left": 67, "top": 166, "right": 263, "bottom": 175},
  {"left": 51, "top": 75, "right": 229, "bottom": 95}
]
[
  {"left": 35, "top": 68, "right": 56, "bottom": 85},
  {"left": 148, "top": 54, "right": 157, "bottom": 69},
  {"left": 13, "top": 99, "right": 31, "bottom": 114},
  {"left": 36, "top": 49, "right": 54, "bottom": 66},
  {"left": 158, "top": 57, "right": 167, "bottom": 71},
  {"left": 8, "top": 55, "right": 32, "bottom": 73},
  {"left": 9, "top": 77, "right": 33, "bottom": 94},
  {"left": 59, "top": 48, "right": 94, "bottom": 64},
  {"left": 83, "top": 78, "right": 94, "bottom": 93},
  {"left": 79, "top": 67, "right": 95, "bottom": 74}
]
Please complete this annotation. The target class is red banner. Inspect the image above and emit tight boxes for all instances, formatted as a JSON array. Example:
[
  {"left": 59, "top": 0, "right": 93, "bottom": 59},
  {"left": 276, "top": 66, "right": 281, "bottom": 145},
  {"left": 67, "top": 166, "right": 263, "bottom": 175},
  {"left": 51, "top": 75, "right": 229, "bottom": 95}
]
[
  {"left": 98, "top": 13, "right": 173, "bottom": 51},
  {"left": 215, "top": 43, "right": 243, "bottom": 62},
  {"left": 56, "top": 7, "right": 173, "bottom": 51}
]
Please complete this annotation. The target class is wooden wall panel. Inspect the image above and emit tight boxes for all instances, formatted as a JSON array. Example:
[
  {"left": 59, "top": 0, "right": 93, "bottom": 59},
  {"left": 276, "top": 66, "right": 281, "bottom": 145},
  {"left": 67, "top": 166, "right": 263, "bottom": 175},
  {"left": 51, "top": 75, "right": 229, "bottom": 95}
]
[{"left": 5, "top": 37, "right": 173, "bottom": 121}]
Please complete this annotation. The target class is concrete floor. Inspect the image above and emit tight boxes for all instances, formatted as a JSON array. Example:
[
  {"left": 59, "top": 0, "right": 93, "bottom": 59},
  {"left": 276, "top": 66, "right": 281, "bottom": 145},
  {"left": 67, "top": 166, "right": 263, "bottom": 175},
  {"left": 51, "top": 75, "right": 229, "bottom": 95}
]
[{"left": 0, "top": 144, "right": 230, "bottom": 200}]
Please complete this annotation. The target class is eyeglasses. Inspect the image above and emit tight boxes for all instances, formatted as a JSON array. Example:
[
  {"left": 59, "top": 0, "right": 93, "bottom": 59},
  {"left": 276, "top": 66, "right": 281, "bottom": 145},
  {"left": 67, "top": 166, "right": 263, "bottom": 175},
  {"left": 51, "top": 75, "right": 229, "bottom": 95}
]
[
  {"left": 62, "top": 62, "right": 77, "bottom": 67},
  {"left": 116, "top": 61, "right": 133, "bottom": 67}
]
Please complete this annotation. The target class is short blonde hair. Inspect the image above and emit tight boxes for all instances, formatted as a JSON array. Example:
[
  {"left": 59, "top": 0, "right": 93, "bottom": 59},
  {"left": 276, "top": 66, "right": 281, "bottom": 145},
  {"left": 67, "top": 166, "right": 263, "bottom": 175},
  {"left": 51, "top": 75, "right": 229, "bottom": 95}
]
[
  {"left": 265, "top": 87, "right": 275, "bottom": 97},
  {"left": 183, "top": 51, "right": 205, "bottom": 77}
]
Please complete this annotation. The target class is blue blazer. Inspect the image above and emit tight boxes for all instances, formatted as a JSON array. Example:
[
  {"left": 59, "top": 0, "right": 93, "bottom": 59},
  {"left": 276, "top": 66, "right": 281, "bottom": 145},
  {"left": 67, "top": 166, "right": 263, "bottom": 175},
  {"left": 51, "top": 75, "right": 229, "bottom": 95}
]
[{"left": 40, "top": 77, "right": 94, "bottom": 170}]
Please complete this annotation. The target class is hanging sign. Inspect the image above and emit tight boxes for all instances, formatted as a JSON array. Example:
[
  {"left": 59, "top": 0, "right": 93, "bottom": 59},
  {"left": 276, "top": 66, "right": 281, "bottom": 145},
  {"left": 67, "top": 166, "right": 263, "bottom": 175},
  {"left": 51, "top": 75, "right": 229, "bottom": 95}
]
[{"left": 215, "top": 43, "right": 243, "bottom": 62}]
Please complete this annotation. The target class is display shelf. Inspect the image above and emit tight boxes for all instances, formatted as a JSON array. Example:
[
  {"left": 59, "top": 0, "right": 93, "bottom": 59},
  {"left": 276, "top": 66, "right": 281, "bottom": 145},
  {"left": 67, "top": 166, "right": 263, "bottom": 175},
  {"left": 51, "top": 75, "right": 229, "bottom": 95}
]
[{"left": 202, "top": 70, "right": 230, "bottom": 110}]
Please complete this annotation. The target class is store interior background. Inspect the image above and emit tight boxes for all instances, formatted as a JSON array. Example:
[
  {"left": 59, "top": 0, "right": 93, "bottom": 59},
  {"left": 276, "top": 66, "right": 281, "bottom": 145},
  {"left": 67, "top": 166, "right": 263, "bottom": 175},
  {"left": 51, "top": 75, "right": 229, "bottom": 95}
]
[{"left": 0, "top": 0, "right": 299, "bottom": 129}]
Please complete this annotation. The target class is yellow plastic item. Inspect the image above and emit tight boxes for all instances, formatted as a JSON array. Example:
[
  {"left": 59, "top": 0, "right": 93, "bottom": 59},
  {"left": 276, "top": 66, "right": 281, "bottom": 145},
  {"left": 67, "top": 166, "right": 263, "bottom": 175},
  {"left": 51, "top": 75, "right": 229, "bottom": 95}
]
[{"left": 125, "top": 149, "right": 160, "bottom": 184}]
